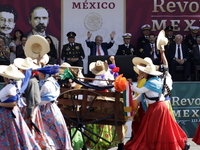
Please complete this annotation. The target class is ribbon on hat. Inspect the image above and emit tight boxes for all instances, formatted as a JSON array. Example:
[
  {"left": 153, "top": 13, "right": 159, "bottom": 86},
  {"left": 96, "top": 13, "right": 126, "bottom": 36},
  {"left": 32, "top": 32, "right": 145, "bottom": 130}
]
[
  {"left": 60, "top": 67, "right": 75, "bottom": 80},
  {"left": 109, "top": 64, "right": 120, "bottom": 78}
]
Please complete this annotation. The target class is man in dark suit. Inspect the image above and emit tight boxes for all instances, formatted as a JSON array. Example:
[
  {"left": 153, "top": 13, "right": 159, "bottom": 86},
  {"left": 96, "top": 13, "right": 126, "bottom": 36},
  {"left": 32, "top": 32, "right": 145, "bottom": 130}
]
[
  {"left": 143, "top": 34, "right": 161, "bottom": 65},
  {"left": 16, "top": 36, "right": 27, "bottom": 58},
  {"left": 168, "top": 34, "right": 191, "bottom": 81},
  {"left": 61, "top": 32, "right": 85, "bottom": 67},
  {"left": 193, "top": 36, "right": 200, "bottom": 66},
  {"left": 184, "top": 26, "right": 199, "bottom": 57},
  {"left": 86, "top": 31, "right": 115, "bottom": 56},
  {"left": 116, "top": 33, "right": 136, "bottom": 55},
  {"left": 164, "top": 26, "right": 175, "bottom": 57},
  {"left": 137, "top": 24, "right": 150, "bottom": 58}
]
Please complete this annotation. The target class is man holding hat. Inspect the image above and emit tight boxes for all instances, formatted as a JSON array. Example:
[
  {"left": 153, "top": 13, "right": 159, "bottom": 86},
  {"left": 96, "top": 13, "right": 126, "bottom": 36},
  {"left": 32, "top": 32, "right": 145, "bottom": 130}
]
[
  {"left": 116, "top": 33, "right": 136, "bottom": 55},
  {"left": 137, "top": 24, "right": 151, "bottom": 58},
  {"left": 164, "top": 26, "right": 175, "bottom": 56},
  {"left": 184, "top": 26, "right": 199, "bottom": 54},
  {"left": 61, "top": 31, "right": 85, "bottom": 67}
]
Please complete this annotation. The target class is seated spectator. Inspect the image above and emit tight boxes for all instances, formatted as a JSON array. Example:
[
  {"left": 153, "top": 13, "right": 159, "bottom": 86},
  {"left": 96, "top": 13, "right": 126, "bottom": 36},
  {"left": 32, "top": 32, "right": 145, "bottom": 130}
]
[
  {"left": 193, "top": 36, "right": 200, "bottom": 66},
  {"left": 86, "top": 31, "right": 115, "bottom": 56},
  {"left": 137, "top": 24, "right": 150, "bottom": 58},
  {"left": 116, "top": 33, "right": 136, "bottom": 55},
  {"left": 9, "top": 29, "right": 23, "bottom": 64},
  {"left": 61, "top": 32, "right": 85, "bottom": 67},
  {"left": 184, "top": 26, "right": 199, "bottom": 56},
  {"left": 143, "top": 34, "right": 161, "bottom": 65},
  {"left": 164, "top": 26, "right": 175, "bottom": 56},
  {"left": 168, "top": 34, "right": 191, "bottom": 81},
  {"left": 0, "top": 37, "right": 10, "bottom": 81},
  {"left": 16, "top": 36, "right": 27, "bottom": 58},
  {"left": 45, "top": 36, "right": 57, "bottom": 64}
]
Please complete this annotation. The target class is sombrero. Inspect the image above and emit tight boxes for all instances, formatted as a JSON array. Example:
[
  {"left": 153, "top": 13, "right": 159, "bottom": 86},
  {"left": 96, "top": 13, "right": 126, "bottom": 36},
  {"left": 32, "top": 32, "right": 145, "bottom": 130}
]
[
  {"left": 59, "top": 62, "right": 83, "bottom": 74},
  {"left": 14, "top": 57, "right": 40, "bottom": 70},
  {"left": 132, "top": 57, "right": 159, "bottom": 70},
  {"left": 137, "top": 64, "right": 162, "bottom": 76},
  {"left": 156, "top": 30, "right": 168, "bottom": 50},
  {"left": 0, "top": 64, "right": 25, "bottom": 80},
  {"left": 89, "top": 60, "right": 108, "bottom": 75},
  {"left": 25, "top": 35, "right": 50, "bottom": 59}
]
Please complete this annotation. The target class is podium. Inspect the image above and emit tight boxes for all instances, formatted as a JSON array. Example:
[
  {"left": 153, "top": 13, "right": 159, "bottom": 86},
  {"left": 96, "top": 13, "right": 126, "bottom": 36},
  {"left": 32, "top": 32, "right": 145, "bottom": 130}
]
[{"left": 87, "top": 55, "right": 137, "bottom": 81}]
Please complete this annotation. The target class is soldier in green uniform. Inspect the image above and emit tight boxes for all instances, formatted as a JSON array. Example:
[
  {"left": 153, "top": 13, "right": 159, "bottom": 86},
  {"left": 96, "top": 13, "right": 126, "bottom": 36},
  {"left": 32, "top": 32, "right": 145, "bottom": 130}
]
[
  {"left": 137, "top": 24, "right": 150, "bottom": 58},
  {"left": 184, "top": 26, "right": 199, "bottom": 56},
  {"left": 61, "top": 32, "right": 85, "bottom": 67},
  {"left": 164, "top": 26, "right": 175, "bottom": 57}
]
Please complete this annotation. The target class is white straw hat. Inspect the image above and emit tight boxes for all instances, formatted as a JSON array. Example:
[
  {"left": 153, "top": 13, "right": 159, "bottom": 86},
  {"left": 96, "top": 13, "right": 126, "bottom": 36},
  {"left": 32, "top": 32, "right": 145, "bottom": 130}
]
[
  {"left": 14, "top": 57, "right": 40, "bottom": 70},
  {"left": 156, "top": 30, "right": 168, "bottom": 50},
  {"left": 137, "top": 64, "right": 162, "bottom": 76},
  {"left": 132, "top": 57, "right": 159, "bottom": 70},
  {"left": 89, "top": 60, "right": 108, "bottom": 75},
  {"left": 24, "top": 35, "right": 50, "bottom": 59},
  {"left": 0, "top": 64, "right": 25, "bottom": 80},
  {"left": 133, "top": 66, "right": 139, "bottom": 74}
]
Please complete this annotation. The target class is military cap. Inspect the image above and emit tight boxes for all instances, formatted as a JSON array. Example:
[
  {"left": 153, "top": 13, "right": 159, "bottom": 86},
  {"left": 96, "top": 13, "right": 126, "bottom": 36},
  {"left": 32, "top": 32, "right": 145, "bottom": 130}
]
[
  {"left": 67, "top": 32, "right": 76, "bottom": 38},
  {"left": 165, "top": 26, "right": 173, "bottom": 32},
  {"left": 122, "top": 33, "right": 132, "bottom": 39},
  {"left": 190, "top": 26, "right": 199, "bottom": 34},
  {"left": 141, "top": 24, "right": 150, "bottom": 30}
]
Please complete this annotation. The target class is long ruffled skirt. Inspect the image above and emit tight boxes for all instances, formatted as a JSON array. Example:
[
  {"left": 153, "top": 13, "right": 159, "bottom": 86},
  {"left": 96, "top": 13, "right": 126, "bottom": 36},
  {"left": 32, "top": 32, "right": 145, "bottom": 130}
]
[
  {"left": 0, "top": 106, "right": 41, "bottom": 150},
  {"left": 39, "top": 102, "right": 73, "bottom": 150},
  {"left": 192, "top": 122, "right": 200, "bottom": 144},
  {"left": 124, "top": 101, "right": 187, "bottom": 150},
  {"left": 21, "top": 106, "right": 54, "bottom": 149}
]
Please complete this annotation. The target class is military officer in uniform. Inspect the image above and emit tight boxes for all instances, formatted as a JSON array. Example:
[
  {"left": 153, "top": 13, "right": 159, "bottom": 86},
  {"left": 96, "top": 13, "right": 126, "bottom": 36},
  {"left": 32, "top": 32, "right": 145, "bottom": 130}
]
[
  {"left": 61, "top": 32, "right": 85, "bottom": 67},
  {"left": 116, "top": 33, "right": 136, "bottom": 55},
  {"left": 137, "top": 24, "right": 150, "bottom": 58},
  {"left": 164, "top": 26, "right": 175, "bottom": 57},
  {"left": 184, "top": 26, "right": 199, "bottom": 55}
]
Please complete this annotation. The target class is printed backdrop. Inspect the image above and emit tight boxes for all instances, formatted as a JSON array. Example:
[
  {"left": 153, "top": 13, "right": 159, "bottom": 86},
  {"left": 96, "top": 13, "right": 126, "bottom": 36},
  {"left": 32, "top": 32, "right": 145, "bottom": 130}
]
[
  {"left": 126, "top": 0, "right": 200, "bottom": 46},
  {"left": 0, "top": 0, "right": 61, "bottom": 56}
]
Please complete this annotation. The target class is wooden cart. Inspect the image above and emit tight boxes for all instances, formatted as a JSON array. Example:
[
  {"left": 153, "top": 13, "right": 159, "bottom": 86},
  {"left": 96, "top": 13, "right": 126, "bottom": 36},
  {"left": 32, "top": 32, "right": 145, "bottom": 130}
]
[{"left": 57, "top": 86, "right": 126, "bottom": 149}]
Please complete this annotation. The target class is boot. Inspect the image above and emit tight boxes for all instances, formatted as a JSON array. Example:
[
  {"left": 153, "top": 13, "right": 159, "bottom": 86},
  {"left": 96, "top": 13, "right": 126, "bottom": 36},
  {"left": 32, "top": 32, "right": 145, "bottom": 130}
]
[
  {"left": 117, "top": 143, "right": 124, "bottom": 150},
  {"left": 184, "top": 141, "right": 190, "bottom": 150}
]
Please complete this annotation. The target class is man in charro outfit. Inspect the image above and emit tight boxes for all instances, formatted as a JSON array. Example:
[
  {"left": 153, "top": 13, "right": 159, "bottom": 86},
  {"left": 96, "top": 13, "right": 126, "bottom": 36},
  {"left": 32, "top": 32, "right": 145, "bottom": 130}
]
[
  {"left": 137, "top": 24, "right": 150, "bottom": 58},
  {"left": 116, "top": 33, "right": 136, "bottom": 56},
  {"left": 61, "top": 31, "right": 85, "bottom": 67},
  {"left": 164, "top": 26, "right": 175, "bottom": 57}
]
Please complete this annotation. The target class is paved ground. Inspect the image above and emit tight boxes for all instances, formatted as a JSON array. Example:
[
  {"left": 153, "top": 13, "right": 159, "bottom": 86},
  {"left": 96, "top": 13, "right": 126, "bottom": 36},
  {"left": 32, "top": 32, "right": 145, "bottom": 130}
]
[{"left": 108, "top": 138, "right": 200, "bottom": 150}]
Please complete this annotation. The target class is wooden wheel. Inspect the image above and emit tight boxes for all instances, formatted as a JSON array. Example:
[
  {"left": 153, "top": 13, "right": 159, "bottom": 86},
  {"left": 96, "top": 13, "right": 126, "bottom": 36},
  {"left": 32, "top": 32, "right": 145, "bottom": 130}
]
[{"left": 58, "top": 89, "right": 118, "bottom": 150}]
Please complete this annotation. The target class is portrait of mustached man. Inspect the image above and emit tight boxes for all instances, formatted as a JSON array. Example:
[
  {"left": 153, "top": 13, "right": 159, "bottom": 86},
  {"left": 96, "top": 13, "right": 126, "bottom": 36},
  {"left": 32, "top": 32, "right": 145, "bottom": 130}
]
[
  {"left": 0, "top": 4, "right": 18, "bottom": 46},
  {"left": 26, "top": 5, "right": 59, "bottom": 55}
]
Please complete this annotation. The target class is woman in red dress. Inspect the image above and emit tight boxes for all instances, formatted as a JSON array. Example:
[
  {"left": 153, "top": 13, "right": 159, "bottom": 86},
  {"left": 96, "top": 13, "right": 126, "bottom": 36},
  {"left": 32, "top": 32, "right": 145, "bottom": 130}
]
[{"left": 124, "top": 63, "right": 189, "bottom": 150}]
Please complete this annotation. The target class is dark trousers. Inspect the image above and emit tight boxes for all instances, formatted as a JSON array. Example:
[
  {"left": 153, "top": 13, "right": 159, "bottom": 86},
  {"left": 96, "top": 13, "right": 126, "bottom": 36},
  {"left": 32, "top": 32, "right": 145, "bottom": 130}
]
[{"left": 169, "top": 60, "right": 190, "bottom": 78}]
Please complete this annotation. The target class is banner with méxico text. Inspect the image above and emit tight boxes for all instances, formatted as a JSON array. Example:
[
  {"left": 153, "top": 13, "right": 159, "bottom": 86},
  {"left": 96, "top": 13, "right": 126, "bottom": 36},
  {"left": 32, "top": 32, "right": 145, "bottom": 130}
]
[
  {"left": 171, "top": 82, "right": 200, "bottom": 138},
  {"left": 62, "top": 0, "right": 125, "bottom": 73},
  {"left": 126, "top": 0, "right": 200, "bottom": 46}
]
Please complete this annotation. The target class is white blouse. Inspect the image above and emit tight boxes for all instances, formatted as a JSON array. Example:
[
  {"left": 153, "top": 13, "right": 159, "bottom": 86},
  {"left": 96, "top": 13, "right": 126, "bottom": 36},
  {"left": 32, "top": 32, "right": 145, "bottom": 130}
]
[
  {"left": 40, "top": 77, "right": 60, "bottom": 105},
  {"left": 0, "top": 84, "right": 17, "bottom": 102}
]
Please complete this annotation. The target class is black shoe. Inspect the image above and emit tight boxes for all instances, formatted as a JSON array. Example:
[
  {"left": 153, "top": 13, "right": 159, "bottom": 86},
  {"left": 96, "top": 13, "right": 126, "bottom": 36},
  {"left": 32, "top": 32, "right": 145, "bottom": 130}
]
[
  {"left": 117, "top": 143, "right": 124, "bottom": 150},
  {"left": 184, "top": 141, "right": 190, "bottom": 150}
]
